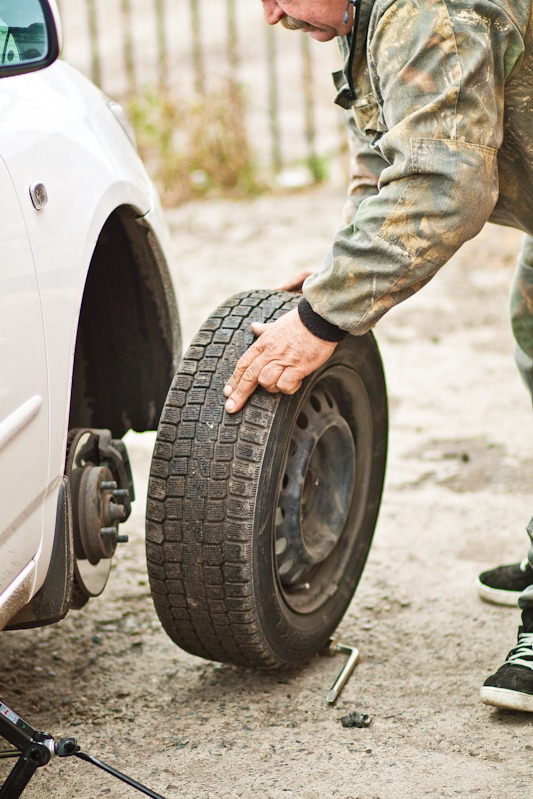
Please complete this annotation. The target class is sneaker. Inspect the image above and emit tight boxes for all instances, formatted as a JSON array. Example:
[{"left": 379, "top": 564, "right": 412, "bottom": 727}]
[
  {"left": 476, "top": 558, "right": 533, "bottom": 606},
  {"left": 480, "top": 628, "right": 533, "bottom": 712}
]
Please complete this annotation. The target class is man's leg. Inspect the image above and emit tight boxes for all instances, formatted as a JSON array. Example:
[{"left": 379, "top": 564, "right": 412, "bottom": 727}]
[
  {"left": 477, "top": 235, "right": 533, "bottom": 605},
  {"left": 510, "top": 234, "right": 533, "bottom": 395}
]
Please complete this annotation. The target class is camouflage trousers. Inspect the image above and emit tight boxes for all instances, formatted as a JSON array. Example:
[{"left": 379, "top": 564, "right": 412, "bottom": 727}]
[{"left": 510, "top": 235, "right": 533, "bottom": 611}]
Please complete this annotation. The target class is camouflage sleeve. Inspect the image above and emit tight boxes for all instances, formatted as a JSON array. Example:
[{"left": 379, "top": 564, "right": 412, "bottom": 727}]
[
  {"left": 341, "top": 109, "right": 385, "bottom": 226},
  {"left": 303, "top": 0, "right": 523, "bottom": 335}
]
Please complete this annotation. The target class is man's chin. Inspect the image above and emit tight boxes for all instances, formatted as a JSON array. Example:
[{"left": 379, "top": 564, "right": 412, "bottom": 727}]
[{"left": 308, "top": 29, "right": 336, "bottom": 42}]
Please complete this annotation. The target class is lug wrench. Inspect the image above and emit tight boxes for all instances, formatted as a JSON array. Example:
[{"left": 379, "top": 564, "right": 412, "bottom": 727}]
[{"left": 322, "top": 637, "right": 360, "bottom": 704}]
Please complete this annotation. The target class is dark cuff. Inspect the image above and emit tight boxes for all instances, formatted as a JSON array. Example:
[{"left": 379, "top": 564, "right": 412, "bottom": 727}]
[{"left": 298, "top": 298, "right": 347, "bottom": 342}]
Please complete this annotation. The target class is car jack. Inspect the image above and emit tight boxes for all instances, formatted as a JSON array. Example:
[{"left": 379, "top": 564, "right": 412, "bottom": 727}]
[{"left": 0, "top": 699, "right": 169, "bottom": 799}]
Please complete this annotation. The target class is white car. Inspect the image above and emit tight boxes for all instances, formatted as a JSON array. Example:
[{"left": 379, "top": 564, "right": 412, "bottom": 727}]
[{"left": 0, "top": 0, "right": 182, "bottom": 632}]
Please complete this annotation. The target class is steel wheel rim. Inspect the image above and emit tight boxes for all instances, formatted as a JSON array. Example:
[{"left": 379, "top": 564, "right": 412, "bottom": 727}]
[{"left": 274, "top": 367, "right": 373, "bottom": 614}]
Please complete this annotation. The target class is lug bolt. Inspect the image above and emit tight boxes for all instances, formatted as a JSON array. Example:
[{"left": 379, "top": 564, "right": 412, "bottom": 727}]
[
  {"left": 100, "top": 527, "right": 129, "bottom": 545},
  {"left": 107, "top": 502, "right": 126, "bottom": 521}
]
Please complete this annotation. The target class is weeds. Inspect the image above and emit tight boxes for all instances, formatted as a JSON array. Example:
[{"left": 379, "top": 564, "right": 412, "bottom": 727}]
[{"left": 128, "top": 79, "right": 264, "bottom": 205}]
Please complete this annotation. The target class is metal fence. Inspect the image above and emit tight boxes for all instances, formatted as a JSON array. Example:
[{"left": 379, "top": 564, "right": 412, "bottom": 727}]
[{"left": 56, "top": 0, "right": 347, "bottom": 182}]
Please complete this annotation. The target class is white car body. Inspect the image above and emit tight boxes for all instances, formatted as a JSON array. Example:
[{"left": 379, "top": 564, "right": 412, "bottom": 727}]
[{"left": 0, "top": 1, "right": 181, "bottom": 631}]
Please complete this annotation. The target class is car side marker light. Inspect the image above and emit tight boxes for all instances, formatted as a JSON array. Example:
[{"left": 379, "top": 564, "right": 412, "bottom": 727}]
[{"left": 29, "top": 182, "right": 48, "bottom": 210}]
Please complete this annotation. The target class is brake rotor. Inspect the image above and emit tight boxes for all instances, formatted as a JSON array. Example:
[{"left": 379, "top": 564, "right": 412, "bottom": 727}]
[{"left": 66, "top": 429, "right": 132, "bottom": 601}]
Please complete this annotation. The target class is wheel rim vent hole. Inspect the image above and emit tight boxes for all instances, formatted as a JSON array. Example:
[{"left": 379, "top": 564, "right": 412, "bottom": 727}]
[
  {"left": 309, "top": 394, "right": 322, "bottom": 413},
  {"left": 275, "top": 506, "right": 286, "bottom": 526},
  {"left": 276, "top": 536, "right": 288, "bottom": 555},
  {"left": 296, "top": 412, "right": 308, "bottom": 430}
]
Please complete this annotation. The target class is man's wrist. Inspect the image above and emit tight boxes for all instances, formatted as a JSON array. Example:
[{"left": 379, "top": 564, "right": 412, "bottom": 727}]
[{"left": 297, "top": 298, "right": 347, "bottom": 342}]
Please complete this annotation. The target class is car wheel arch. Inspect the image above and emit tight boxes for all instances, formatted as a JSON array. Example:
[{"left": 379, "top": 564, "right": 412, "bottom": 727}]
[{"left": 68, "top": 205, "right": 182, "bottom": 439}]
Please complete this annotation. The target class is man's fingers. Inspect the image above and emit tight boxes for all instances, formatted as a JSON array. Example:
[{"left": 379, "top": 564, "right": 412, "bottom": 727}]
[
  {"left": 223, "top": 321, "right": 268, "bottom": 399},
  {"left": 224, "top": 348, "right": 271, "bottom": 412},
  {"left": 226, "top": 362, "right": 301, "bottom": 411},
  {"left": 224, "top": 320, "right": 273, "bottom": 408},
  {"left": 251, "top": 321, "right": 267, "bottom": 336},
  {"left": 257, "top": 363, "right": 284, "bottom": 392},
  {"left": 223, "top": 337, "right": 263, "bottom": 394},
  {"left": 274, "top": 270, "right": 315, "bottom": 293},
  {"left": 225, "top": 364, "right": 260, "bottom": 405},
  {"left": 284, "top": 382, "right": 302, "bottom": 395},
  {"left": 224, "top": 382, "right": 254, "bottom": 413},
  {"left": 276, "top": 370, "right": 302, "bottom": 394},
  {"left": 224, "top": 351, "right": 291, "bottom": 411}
]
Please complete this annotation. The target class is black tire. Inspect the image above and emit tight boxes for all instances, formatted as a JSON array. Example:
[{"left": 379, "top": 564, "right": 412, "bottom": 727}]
[{"left": 146, "top": 290, "right": 388, "bottom": 669}]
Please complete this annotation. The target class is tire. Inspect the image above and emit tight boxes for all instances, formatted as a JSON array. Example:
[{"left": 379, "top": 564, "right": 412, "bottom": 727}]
[{"left": 146, "top": 290, "right": 388, "bottom": 669}]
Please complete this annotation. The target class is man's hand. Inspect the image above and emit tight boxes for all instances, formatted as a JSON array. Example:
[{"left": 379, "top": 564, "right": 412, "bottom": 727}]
[
  {"left": 275, "top": 270, "right": 315, "bottom": 293},
  {"left": 223, "top": 308, "right": 337, "bottom": 413}
]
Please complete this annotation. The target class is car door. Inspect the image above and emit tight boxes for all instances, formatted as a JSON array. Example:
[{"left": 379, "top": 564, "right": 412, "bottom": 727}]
[{"left": 0, "top": 154, "right": 49, "bottom": 598}]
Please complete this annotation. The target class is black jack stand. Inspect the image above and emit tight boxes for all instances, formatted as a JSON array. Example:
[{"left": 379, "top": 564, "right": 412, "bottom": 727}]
[{"left": 0, "top": 699, "right": 169, "bottom": 799}]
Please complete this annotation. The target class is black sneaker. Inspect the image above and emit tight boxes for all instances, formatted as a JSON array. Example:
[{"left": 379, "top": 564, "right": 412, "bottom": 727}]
[
  {"left": 480, "top": 628, "right": 533, "bottom": 712},
  {"left": 476, "top": 559, "right": 533, "bottom": 606}
]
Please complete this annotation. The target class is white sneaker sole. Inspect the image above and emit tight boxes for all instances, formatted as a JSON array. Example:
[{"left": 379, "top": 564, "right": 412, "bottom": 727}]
[
  {"left": 476, "top": 578, "right": 522, "bottom": 607},
  {"left": 480, "top": 686, "right": 533, "bottom": 712}
]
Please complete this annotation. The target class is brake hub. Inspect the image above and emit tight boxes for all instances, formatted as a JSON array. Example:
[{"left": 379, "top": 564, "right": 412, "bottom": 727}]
[{"left": 66, "top": 429, "right": 134, "bottom": 600}]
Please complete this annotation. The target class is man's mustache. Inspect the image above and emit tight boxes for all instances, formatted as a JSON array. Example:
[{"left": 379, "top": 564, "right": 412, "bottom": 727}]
[{"left": 280, "top": 15, "right": 322, "bottom": 32}]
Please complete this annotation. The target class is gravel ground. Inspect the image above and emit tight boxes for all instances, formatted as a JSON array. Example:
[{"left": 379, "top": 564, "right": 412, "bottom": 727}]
[{"left": 1, "top": 182, "right": 532, "bottom": 798}]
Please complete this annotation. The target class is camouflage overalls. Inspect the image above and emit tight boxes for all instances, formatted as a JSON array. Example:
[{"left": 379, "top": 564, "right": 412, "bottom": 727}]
[{"left": 301, "top": 0, "right": 533, "bottom": 606}]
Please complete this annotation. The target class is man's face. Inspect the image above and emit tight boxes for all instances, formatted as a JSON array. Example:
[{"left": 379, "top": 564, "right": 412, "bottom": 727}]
[{"left": 261, "top": 0, "right": 352, "bottom": 42}]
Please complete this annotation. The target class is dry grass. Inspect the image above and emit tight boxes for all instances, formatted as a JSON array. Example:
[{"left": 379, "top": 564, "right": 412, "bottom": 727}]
[{"left": 128, "top": 79, "right": 264, "bottom": 205}]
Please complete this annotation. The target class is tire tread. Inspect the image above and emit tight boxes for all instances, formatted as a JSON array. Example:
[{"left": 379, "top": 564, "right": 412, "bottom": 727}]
[{"left": 146, "top": 291, "right": 297, "bottom": 667}]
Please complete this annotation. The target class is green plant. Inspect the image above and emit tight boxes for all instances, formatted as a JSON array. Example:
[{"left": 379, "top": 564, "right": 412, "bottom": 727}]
[{"left": 128, "top": 80, "right": 263, "bottom": 205}]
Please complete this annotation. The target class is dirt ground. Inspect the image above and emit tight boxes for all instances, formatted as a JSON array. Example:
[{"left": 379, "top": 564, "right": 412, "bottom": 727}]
[{"left": 1, "top": 182, "right": 533, "bottom": 798}]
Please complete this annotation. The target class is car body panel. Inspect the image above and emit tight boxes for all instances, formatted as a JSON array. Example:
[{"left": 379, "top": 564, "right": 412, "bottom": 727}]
[{"left": 0, "top": 154, "right": 48, "bottom": 597}]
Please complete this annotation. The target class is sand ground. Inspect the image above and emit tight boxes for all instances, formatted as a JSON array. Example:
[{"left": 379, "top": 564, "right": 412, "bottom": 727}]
[{"left": 1, "top": 181, "right": 532, "bottom": 798}]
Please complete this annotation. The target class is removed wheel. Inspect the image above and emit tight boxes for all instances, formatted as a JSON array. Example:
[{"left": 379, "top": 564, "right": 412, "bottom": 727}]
[{"left": 146, "top": 290, "right": 388, "bottom": 669}]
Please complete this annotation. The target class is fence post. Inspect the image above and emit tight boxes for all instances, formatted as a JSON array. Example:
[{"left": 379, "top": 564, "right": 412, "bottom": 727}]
[
  {"left": 86, "top": 0, "right": 101, "bottom": 87},
  {"left": 266, "top": 26, "right": 282, "bottom": 174},
  {"left": 189, "top": 0, "right": 204, "bottom": 93},
  {"left": 226, "top": 0, "right": 238, "bottom": 73},
  {"left": 301, "top": 35, "right": 320, "bottom": 180},
  {"left": 154, "top": 0, "right": 168, "bottom": 90},
  {"left": 120, "top": 0, "right": 136, "bottom": 95}
]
